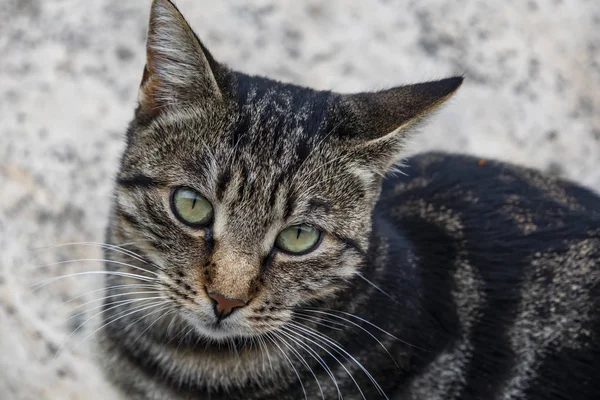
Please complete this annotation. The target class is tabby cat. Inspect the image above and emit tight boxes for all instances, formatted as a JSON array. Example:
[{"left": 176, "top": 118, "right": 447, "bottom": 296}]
[{"left": 98, "top": 0, "right": 600, "bottom": 399}]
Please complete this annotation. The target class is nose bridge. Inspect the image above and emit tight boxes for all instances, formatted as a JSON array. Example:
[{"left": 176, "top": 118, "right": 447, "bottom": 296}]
[{"left": 209, "top": 239, "right": 260, "bottom": 300}]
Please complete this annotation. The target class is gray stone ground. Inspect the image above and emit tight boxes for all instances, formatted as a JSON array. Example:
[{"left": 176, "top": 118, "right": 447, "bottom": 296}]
[{"left": 0, "top": 0, "right": 599, "bottom": 399}]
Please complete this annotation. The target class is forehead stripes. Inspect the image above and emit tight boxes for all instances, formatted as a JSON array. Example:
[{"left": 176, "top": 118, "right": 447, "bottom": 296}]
[
  {"left": 232, "top": 73, "right": 339, "bottom": 147},
  {"left": 208, "top": 74, "right": 343, "bottom": 222}
]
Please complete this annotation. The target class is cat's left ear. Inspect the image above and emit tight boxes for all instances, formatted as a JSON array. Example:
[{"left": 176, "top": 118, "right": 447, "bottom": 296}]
[
  {"left": 341, "top": 77, "right": 463, "bottom": 172},
  {"left": 138, "top": 0, "right": 224, "bottom": 119}
]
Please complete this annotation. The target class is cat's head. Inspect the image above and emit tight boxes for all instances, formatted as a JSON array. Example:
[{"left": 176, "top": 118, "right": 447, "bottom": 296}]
[{"left": 112, "top": 0, "right": 461, "bottom": 340}]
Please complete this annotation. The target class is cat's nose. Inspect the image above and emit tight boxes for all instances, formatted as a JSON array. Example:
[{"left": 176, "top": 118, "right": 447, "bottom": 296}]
[{"left": 207, "top": 291, "right": 247, "bottom": 320}]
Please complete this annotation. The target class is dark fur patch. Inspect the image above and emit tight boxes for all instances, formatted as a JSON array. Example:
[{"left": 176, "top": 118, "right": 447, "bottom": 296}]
[{"left": 116, "top": 174, "right": 160, "bottom": 189}]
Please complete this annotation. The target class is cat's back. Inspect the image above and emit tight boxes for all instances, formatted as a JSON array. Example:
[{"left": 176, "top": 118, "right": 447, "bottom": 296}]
[
  {"left": 379, "top": 152, "right": 600, "bottom": 400},
  {"left": 382, "top": 152, "right": 600, "bottom": 242}
]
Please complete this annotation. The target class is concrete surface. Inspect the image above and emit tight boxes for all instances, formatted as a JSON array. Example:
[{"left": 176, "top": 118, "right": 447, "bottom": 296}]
[{"left": 1, "top": 0, "right": 599, "bottom": 398}]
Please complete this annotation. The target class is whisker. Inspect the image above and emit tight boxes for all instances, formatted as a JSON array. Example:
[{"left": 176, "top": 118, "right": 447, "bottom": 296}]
[
  {"left": 65, "top": 296, "right": 168, "bottom": 333},
  {"left": 53, "top": 299, "right": 166, "bottom": 359},
  {"left": 271, "top": 330, "right": 325, "bottom": 400},
  {"left": 114, "top": 301, "right": 170, "bottom": 337},
  {"left": 31, "top": 270, "right": 159, "bottom": 291},
  {"left": 277, "top": 327, "right": 346, "bottom": 400},
  {"left": 165, "top": 310, "right": 181, "bottom": 338},
  {"left": 289, "top": 321, "right": 387, "bottom": 399},
  {"left": 175, "top": 325, "right": 196, "bottom": 352},
  {"left": 297, "top": 310, "right": 406, "bottom": 366},
  {"left": 128, "top": 305, "right": 176, "bottom": 346},
  {"left": 266, "top": 332, "right": 308, "bottom": 400},
  {"left": 34, "top": 242, "right": 149, "bottom": 265},
  {"left": 282, "top": 324, "right": 365, "bottom": 400},
  {"left": 257, "top": 335, "right": 274, "bottom": 374},
  {"left": 231, "top": 336, "right": 241, "bottom": 358},
  {"left": 166, "top": 321, "right": 189, "bottom": 346},
  {"left": 65, "top": 292, "right": 165, "bottom": 320},
  {"left": 63, "top": 283, "right": 160, "bottom": 305},
  {"left": 304, "top": 308, "right": 423, "bottom": 350},
  {"left": 33, "top": 258, "right": 160, "bottom": 277},
  {"left": 355, "top": 273, "right": 397, "bottom": 303},
  {"left": 280, "top": 326, "right": 343, "bottom": 400},
  {"left": 293, "top": 314, "right": 344, "bottom": 331},
  {"left": 72, "top": 301, "right": 170, "bottom": 351}
]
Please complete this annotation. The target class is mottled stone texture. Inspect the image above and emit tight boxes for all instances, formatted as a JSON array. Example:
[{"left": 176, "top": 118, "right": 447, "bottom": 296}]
[{"left": 0, "top": 0, "right": 598, "bottom": 399}]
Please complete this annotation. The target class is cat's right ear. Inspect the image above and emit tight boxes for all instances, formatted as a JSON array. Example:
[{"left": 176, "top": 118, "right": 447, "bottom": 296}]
[{"left": 138, "top": 0, "right": 223, "bottom": 120}]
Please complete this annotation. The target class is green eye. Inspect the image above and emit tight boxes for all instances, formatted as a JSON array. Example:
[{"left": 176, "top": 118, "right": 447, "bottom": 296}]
[
  {"left": 276, "top": 225, "right": 321, "bottom": 255},
  {"left": 171, "top": 187, "right": 213, "bottom": 226}
]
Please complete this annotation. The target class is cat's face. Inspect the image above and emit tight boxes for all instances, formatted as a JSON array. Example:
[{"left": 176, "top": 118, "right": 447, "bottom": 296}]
[
  {"left": 116, "top": 86, "right": 377, "bottom": 339},
  {"left": 109, "top": 0, "right": 461, "bottom": 340}
]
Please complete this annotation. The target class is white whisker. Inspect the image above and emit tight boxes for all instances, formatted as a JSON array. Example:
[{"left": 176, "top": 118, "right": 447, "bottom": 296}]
[
  {"left": 128, "top": 305, "right": 176, "bottom": 347},
  {"left": 289, "top": 321, "right": 387, "bottom": 399},
  {"left": 293, "top": 314, "right": 345, "bottom": 331},
  {"left": 175, "top": 325, "right": 196, "bottom": 352},
  {"left": 34, "top": 242, "right": 149, "bottom": 265},
  {"left": 280, "top": 326, "right": 343, "bottom": 400},
  {"left": 65, "top": 291, "right": 164, "bottom": 319},
  {"left": 34, "top": 258, "right": 159, "bottom": 277},
  {"left": 272, "top": 330, "right": 325, "bottom": 400},
  {"left": 257, "top": 335, "right": 274, "bottom": 374},
  {"left": 304, "top": 308, "right": 416, "bottom": 346},
  {"left": 283, "top": 324, "right": 364, "bottom": 400},
  {"left": 72, "top": 301, "right": 170, "bottom": 351},
  {"left": 266, "top": 332, "right": 308, "bottom": 400},
  {"left": 31, "top": 270, "right": 159, "bottom": 291},
  {"left": 356, "top": 273, "right": 397, "bottom": 303},
  {"left": 65, "top": 296, "right": 168, "bottom": 334},
  {"left": 298, "top": 310, "right": 408, "bottom": 365},
  {"left": 63, "top": 283, "right": 159, "bottom": 305},
  {"left": 52, "top": 299, "right": 166, "bottom": 359}
]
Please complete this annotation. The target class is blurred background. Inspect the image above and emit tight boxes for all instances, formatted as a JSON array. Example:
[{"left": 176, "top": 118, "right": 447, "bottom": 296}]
[{"left": 0, "top": 0, "right": 599, "bottom": 398}]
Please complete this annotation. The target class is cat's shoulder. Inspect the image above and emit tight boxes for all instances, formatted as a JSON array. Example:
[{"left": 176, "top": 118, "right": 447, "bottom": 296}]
[
  {"left": 378, "top": 151, "right": 600, "bottom": 267},
  {"left": 382, "top": 151, "right": 600, "bottom": 221}
]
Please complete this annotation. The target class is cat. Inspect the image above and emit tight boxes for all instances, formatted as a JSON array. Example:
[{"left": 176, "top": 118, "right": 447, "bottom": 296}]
[{"left": 98, "top": 0, "right": 600, "bottom": 399}]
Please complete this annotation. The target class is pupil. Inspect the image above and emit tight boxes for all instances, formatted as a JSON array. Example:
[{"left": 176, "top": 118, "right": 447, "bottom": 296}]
[
  {"left": 296, "top": 228, "right": 302, "bottom": 239},
  {"left": 191, "top": 196, "right": 197, "bottom": 209}
]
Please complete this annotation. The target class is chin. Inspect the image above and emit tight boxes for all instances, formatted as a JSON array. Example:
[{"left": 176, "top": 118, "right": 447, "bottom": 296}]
[{"left": 180, "top": 311, "right": 251, "bottom": 341}]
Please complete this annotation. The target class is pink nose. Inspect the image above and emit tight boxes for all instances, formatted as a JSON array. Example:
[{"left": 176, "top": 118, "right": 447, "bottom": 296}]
[{"left": 207, "top": 292, "right": 247, "bottom": 319}]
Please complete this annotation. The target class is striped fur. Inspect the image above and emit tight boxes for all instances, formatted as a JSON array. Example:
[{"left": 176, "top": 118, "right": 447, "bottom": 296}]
[{"left": 98, "top": 1, "right": 600, "bottom": 399}]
